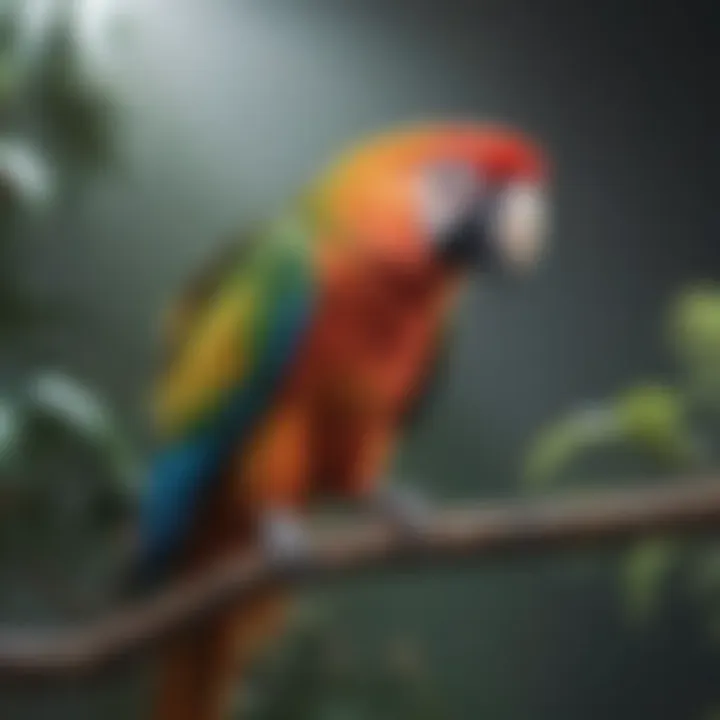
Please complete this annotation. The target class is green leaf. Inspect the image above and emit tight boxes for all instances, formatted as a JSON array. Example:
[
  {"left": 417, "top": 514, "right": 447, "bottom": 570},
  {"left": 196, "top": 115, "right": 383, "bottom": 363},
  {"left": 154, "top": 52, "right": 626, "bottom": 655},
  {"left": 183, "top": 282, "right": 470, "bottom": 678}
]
[
  {"left": 32, "top": 21, "right": 118, "bottom": 173},
  {"left": 620, "top": 538, "right": 680, "bottom": 625},
  {"left": 523, "top": 403, "right": 620, "bottom": 491},
  {"left": 0, "top": 137, "right": 56, "bottom": 213},
  {"left": 615, "top": 384, "right": 693, "bottom": 465},
  {"left": 26, "top": 371, "right": 140, "bottom": 499}
]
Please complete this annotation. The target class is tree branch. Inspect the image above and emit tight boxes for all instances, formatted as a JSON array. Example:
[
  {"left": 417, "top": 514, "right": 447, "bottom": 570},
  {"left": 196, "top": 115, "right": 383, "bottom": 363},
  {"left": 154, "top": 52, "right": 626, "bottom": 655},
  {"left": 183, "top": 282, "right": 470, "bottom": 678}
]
[{"left": 2, "top": 478, "right": 720, "bottom": 681}]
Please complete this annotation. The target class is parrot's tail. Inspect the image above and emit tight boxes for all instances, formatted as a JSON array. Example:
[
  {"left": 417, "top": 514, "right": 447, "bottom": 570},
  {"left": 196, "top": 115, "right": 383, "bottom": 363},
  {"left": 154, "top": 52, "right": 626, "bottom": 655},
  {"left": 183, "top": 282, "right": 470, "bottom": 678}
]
[{"left": 152, "top": 591, "right": 287, "bottom": 720}]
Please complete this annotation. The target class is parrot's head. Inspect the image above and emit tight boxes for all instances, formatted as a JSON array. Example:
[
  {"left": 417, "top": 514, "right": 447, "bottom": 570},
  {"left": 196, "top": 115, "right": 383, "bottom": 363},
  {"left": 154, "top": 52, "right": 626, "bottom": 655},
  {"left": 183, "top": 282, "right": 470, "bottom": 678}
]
[{"left": 310, "top": 123, "right": 550, "bottom": 279}]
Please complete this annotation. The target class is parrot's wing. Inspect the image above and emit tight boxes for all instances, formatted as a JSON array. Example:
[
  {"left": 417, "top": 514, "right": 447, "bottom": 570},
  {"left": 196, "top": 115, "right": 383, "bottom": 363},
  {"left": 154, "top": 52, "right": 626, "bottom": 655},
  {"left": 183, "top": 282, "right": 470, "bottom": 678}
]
[
  {"left": 136, "top": 222, "right": 315, "bottom": 581},
  {"left": 157, "top": 231, "right": 261, "bottom": 375}
]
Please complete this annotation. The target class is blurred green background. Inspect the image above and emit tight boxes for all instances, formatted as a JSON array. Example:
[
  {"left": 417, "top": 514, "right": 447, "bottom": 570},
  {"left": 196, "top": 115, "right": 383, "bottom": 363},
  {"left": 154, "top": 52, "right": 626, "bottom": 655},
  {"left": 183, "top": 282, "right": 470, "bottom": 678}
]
[{"left": 0, "top": 0, "right": 718, "bottom": 718}]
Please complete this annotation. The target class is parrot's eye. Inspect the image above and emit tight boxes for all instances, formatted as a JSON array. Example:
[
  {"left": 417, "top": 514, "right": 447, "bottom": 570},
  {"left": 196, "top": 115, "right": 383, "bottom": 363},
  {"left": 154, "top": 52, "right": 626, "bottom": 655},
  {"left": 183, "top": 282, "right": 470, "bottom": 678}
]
[{"left": 492, "top": 182, "right": 549, "bottom": 272}]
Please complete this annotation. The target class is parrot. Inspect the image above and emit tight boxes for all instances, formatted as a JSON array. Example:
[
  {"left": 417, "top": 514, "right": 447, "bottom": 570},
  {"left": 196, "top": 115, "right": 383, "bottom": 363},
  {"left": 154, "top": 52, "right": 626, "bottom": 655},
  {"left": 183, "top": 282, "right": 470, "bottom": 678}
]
[{"left": 136, "top": 122, "right": 551, "bottom": 720}]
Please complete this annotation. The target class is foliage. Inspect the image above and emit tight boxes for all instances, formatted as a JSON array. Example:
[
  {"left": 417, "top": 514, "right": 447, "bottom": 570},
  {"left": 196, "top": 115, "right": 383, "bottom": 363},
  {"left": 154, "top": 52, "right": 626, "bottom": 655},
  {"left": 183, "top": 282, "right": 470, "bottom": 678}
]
[
  {"left": 621, "top": 538, "right": 681, "bottom": 626},
  {"left": 0, "top": 0, "right": 135, "bottom": 615},
  {"left": 0, "top": 371, "right": 138, "bottom": 612},
  {"left": 522, "top": 284, "right": 720, "bottom": 630}
]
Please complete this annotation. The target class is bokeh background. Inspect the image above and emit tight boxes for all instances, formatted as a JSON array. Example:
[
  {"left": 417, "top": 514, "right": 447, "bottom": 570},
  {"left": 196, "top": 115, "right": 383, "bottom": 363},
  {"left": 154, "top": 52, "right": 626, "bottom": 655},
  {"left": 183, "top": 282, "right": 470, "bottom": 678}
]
[{"left": 1, "top": 0, "right": 718, "bottom": 718}]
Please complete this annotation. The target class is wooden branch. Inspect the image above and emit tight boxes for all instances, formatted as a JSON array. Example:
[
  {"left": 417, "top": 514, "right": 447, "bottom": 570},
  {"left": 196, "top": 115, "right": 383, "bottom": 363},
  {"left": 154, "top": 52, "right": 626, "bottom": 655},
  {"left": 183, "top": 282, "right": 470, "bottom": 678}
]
[{"left": 2, "top": 478, "right": 720, "bottom": 681}]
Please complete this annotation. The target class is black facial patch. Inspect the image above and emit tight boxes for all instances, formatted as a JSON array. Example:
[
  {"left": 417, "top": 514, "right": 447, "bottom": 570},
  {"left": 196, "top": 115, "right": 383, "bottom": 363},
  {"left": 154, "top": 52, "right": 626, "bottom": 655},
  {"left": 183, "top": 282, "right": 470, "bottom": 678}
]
[{"left": 437, "top": 189, "right": 502, "bottom": 271}]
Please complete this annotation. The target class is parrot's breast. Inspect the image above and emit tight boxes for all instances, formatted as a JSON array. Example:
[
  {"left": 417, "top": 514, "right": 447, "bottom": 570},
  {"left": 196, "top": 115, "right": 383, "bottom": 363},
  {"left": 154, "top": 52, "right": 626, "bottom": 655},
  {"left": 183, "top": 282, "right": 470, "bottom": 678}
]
[{"left": 299, "top": 253, "right": 457, "bottom": 420}]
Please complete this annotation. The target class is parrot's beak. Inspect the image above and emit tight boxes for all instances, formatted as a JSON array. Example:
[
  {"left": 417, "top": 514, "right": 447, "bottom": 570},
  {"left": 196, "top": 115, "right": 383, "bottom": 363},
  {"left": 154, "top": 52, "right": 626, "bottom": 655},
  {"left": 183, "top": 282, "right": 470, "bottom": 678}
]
[{"left": 491, "top": 182, "right": 549, "bottom": 275}]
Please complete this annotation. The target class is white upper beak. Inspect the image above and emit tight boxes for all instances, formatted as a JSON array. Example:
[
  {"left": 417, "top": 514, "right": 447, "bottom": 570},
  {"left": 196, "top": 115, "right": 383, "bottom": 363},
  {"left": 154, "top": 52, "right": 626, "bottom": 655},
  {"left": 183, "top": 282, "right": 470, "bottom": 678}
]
[{"left": 493, "top": 182, "right": 549, "bottom": 271}]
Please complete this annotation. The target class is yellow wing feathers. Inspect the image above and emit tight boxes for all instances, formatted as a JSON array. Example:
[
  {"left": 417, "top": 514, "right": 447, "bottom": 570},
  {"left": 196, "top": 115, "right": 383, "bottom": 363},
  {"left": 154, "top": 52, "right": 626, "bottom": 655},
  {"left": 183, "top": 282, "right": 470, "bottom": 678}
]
[{"left": 153, "top": 283, "right": 255, "bottom": 438}]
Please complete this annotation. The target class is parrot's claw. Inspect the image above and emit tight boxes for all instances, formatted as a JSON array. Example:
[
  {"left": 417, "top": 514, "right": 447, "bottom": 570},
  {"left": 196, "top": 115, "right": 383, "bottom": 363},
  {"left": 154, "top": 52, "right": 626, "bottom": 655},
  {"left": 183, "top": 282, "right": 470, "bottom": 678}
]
[
  {"left": 260, "top": 510, "right": 311, "bottom": 566},
  {"left": 371, "top": 483, "right": 433, "bottom": 540}
]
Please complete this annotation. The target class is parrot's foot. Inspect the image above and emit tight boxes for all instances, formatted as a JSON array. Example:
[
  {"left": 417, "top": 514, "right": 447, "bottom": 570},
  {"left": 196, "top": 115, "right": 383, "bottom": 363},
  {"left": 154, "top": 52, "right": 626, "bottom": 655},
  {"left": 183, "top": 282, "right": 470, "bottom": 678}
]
[
  {"left": 260, "top": 510, "right": 311, "bottom": 566},
  {"left": 370, "top": 483, "right": 433, "bottom": 540}
]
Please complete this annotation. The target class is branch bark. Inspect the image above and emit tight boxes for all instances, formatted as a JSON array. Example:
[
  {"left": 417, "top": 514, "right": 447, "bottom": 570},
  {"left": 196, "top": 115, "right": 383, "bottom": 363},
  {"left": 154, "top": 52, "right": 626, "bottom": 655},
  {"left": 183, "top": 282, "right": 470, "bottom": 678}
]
[{"left": 2, "top": 478, "right": 720, "bottom": 681}]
